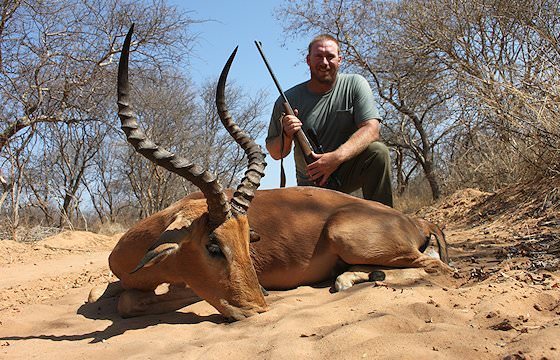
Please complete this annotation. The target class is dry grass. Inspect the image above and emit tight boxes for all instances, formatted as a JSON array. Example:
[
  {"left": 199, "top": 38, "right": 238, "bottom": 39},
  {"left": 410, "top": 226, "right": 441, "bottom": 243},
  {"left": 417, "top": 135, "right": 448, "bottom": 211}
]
[
  {"left": 0, "top": 224, "right": 63, "bottom": 243},
  {"left": 393, "top": 180, "right": 434, "bottom": 214},
  {"left": 94, "top": 222, "right": 129, "bottom": 236}
]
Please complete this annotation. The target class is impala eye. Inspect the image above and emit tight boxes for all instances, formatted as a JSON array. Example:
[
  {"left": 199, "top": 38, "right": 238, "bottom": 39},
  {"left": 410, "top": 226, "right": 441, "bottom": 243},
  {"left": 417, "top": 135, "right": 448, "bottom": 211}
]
[{"left": 206, "top": 237, "right": 224, "bottom": 258}]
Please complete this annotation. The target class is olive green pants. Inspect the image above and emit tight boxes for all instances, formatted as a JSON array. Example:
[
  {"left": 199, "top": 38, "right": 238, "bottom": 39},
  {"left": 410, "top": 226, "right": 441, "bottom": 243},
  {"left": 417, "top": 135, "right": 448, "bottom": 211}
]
[{"left": 298, "top": 142, "right": 394, "bottom": 207}]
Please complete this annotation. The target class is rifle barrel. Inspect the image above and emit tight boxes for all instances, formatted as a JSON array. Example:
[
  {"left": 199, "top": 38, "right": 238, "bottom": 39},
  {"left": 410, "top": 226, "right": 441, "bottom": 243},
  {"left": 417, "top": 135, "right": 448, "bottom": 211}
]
[
  {"left": 255, "top": 41, "right": 314, "bottom": 158},
  {"left": 255, "top": 41, "right": 292, "bottom": 113}
]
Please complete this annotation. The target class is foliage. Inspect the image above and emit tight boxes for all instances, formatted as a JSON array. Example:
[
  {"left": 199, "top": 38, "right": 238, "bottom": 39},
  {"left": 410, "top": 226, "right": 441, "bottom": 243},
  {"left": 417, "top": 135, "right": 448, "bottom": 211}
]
[
  {"left": 0, "top": 0, "right": 267, "bottom": 237},
  {"left": 277, "top": 0, "right": 560, "bottom": 199}
]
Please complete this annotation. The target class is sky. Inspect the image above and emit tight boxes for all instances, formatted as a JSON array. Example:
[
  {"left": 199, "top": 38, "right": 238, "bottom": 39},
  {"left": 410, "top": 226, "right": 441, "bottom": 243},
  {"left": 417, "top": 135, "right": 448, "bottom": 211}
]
[{"left": 170, "top": 0, "right": 310, "bottom": 189}]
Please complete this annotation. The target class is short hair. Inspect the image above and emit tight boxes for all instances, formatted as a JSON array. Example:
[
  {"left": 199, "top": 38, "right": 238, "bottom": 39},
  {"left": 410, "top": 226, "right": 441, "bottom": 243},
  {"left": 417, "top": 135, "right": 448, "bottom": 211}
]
[{"left": 307, "top": 34, "right": 340, "bottom": 55}]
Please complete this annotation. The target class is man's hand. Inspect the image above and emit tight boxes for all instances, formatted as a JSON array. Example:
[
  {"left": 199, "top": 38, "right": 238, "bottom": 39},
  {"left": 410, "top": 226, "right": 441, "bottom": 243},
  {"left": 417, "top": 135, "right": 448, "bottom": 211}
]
[
  {"left": 266, "top": 108, "right": 304, "bottom": 160},
  {"left": 306, "top": 119, "right": 381, "bottom": 184},
  {"left": 306, "top": 151, "right": 343, "bottom": 186},
  {"left": 281, "top": 109, "right": 301, "bottom": 138}
]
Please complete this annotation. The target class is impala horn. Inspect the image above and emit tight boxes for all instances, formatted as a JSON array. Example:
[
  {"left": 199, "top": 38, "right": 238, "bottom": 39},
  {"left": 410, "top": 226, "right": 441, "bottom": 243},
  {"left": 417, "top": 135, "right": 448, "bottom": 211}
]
[
  {"left": 117, "top": 24, "right": 231, "bottom": 228},
  {"left": 216, "top": 47, "right": 267, "bottom": 215}
]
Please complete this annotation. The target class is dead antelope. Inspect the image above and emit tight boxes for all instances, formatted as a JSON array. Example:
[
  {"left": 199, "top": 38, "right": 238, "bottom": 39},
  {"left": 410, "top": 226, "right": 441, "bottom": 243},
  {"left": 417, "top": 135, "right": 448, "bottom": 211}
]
[{"left": 89, "top": 26, "right": 450, "bottom": 321}]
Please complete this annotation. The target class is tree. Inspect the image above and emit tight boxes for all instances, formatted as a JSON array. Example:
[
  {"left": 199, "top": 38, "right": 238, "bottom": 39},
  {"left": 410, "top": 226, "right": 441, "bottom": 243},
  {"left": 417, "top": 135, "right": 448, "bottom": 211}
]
[
  {"left": 120, "top": 73, "right": 267, "bottom": 218},
  {"left": 399, "top": 0, "right": 560, "bottom": 182},
  {"left": 0, "top": 129, "right": 35, "bottom": 238},
  {"left": 82, "top": 126, "right": 131, "bottom": 225},
  {"left": 1, "top": 0, "right": 196, "bottom": 152},
  {"left": 120, "top": 72, "right": 198, "bottom": 217},
  {"left": 277, "top": 0, "right": 462, "bottom": 200},
  {"left": 277, "top": 0, "right": 560, "bottom": 199},
  {"left": 194, "top": 79, "right": 267, "bottom": 188},
  {"left": 0, "top": 0, "right": 269, "bottom": 233},
  {"left": 0, "top": 0, "right": 198, "bottom": 232}
]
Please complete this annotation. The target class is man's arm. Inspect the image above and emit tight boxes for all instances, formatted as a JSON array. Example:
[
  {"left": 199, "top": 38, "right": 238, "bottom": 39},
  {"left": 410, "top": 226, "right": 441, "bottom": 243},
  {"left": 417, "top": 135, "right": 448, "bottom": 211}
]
[
  {"left": 334, "top": 118, "right": 381, "bottom": 161},
  {"left": 306, "top": 119, "right": 381, "bottom": 186}
]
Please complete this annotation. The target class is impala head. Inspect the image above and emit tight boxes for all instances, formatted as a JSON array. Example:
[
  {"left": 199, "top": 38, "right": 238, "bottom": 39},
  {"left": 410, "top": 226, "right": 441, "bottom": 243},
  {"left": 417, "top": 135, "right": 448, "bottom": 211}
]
[
  {"left": 117, "top": 25, "right": 267, "bottom": 320},
  {"left": 167, "top": 212, "right": 266, "bottom": 319}
]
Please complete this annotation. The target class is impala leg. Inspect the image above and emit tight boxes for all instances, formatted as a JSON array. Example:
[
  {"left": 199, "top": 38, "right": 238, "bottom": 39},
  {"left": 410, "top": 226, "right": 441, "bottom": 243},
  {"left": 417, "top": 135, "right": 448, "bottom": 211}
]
[
  {"left": 88, "top": 281, "right": 124, "bottom": 303},
  {"left": 333, "top": 253, "right": 453, "bottom": 292},
  {"left": 407, "top": 253, "right": 454, "bottom": 274},
  {"left": 325, "top": 205, "right": 452, "bottom": 292},
  {"left": 335, "top": 265, "right": 450, "bottom": 292},
  {"left": 336, "top": 248, "right": 453, "bottom": 276},
  {"left": 335, "top": 265, "right": 386, "bottom": 291},
  {"left": 117, "top": 284, "right": 201, "bottom": 318}
]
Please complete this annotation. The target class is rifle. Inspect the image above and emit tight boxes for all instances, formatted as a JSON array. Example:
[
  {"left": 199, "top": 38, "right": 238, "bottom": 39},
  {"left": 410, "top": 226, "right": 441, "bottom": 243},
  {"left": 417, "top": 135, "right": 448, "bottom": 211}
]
[{"left": 255, "top": 41, "right": 341, "bottom": 189}]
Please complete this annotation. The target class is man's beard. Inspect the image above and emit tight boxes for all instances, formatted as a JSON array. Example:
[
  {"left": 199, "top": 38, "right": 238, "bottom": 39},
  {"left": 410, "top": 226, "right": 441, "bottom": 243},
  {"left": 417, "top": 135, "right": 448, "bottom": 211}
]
[{"left": 311, "top": 67, "right": 337, "bottom": 85}]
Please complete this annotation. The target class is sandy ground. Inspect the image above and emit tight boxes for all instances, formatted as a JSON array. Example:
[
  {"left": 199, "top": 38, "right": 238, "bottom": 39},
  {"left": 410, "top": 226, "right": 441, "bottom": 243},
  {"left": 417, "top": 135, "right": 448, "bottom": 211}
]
[{"left": 1, "top": 188, "right": 559, "bottom": 359}]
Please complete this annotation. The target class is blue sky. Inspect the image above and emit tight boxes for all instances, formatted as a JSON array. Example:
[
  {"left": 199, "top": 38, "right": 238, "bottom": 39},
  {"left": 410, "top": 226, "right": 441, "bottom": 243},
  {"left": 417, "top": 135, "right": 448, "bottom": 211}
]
[{"left": 170, "top": 1, "right": 311, "bottom": 189}]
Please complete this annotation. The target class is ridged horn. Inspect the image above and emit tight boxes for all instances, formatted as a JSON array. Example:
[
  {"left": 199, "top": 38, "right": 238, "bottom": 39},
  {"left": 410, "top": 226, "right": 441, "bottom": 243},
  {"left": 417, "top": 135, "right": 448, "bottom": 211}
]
[
  {"left": 117, "top": 24, "right": 231, "bottom": 227},
  {"left": 216, "top": 47, "right": 267, "bottom": 215}
]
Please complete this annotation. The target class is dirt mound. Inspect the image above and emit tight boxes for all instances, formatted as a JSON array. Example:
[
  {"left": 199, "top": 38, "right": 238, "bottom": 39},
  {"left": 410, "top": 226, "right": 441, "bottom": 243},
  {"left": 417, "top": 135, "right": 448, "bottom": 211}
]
[
  {"left": 419, "top": 177, "right": 560, "bottom": 281},
  {"left": 41, "top": 230, "right": 120, "bottom": 252},
  {"left": 421, "top": 176, "right": 560, "bottom": 230},
  {"left": 0, "top": 231, "right": 119, "bottom": 312},
  {"left": 0, "top": 240, "right": 29, "bottom": 265},
  {"left": 0, "top": 231, "right": 120, "bottom": 266},
  {"left": 418, "top": 188, "right": 492, "bottom": 225}
]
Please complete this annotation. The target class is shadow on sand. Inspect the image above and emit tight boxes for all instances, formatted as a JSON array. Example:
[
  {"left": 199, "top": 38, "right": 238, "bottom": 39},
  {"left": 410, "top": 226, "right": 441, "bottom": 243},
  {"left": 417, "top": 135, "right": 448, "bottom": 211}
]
[{"left": 0, "top": 296, "right": 226, "bottom": 344}]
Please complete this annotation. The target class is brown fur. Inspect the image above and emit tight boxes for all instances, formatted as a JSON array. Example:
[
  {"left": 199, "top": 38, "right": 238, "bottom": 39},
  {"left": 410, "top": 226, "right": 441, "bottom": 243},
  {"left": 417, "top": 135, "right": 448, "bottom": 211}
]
[
  {"left": 97, "top": 186, "right": 450, "bottom": 320},
  {"left": 109, "top": 200, "right": 267, "bottom": 320}
]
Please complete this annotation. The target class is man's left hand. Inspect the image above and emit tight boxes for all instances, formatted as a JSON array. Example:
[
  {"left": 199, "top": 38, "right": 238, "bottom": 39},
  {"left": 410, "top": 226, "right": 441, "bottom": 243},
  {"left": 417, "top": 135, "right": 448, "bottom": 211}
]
[{"left": 306, "top": 151, "right": 343, "bottom": 186}]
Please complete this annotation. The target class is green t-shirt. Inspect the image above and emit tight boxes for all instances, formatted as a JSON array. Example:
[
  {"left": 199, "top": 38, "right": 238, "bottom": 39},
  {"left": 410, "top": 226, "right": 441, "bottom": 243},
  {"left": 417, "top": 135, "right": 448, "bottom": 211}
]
[{"left": 266, "top": 73, "right": 381, "bottom": 184}]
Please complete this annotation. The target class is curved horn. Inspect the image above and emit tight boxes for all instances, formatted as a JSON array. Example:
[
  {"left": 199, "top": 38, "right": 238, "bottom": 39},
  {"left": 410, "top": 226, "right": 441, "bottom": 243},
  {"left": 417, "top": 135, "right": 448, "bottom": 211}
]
[
  {"left": 117, "top": 25, "right": 231, "bottom": 227},
  {"left": 216, "top": 48, "right": 266, "bottom": 215}
]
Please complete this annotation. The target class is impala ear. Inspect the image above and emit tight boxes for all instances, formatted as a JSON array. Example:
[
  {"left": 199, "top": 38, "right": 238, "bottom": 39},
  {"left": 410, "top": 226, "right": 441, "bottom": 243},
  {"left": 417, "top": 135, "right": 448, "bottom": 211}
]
[
  {"left": 130, "top": 243, "right": 179, "bottom": 273},
  {"left": 164, "top": 211, "right": 193, "bottom": 232},
  {"left": 158, "top": 213, "right": 192, "bottom": 244},
  {"left": 129, "top": 212, "right": 193, "bottom": 274}
]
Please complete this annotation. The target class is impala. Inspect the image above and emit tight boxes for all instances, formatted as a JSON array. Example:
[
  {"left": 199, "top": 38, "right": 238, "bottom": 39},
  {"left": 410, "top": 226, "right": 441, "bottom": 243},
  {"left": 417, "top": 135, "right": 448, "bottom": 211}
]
[{"left": 89, "top": 26, "right": 450, "bottom": 321}]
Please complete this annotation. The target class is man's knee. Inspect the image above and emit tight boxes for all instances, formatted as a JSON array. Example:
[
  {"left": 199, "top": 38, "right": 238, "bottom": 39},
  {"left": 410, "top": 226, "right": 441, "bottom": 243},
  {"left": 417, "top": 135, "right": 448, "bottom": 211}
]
[
  {"left": 363, "top": 142, "right": 391, "bottom": 166},
  {"left": 360, "top": 142, "right": 394, "bottom": 206}
]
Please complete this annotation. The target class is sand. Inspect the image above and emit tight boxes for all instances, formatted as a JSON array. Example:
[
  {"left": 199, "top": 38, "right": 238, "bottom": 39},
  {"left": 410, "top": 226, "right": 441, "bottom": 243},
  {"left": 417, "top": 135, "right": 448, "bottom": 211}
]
[{"left": 1, "top": 188, "right": 559, "bottom": 359}]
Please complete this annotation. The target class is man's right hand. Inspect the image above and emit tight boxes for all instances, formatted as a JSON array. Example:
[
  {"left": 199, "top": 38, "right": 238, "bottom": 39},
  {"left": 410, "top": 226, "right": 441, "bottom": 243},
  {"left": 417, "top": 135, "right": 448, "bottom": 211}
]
[{"left": 281, "top": 108, "right": 302, "bottom": 138}]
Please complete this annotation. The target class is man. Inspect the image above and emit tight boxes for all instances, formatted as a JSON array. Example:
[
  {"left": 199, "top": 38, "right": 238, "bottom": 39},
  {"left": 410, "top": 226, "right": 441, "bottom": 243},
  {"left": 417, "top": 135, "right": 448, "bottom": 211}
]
[{"left": 265, "top": 34, "right": 393, "bottom": 207}]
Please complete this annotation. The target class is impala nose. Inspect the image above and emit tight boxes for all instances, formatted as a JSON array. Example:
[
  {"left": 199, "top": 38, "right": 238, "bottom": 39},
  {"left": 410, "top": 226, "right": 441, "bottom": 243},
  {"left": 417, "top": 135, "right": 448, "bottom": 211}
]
[{"left": 219, "top": 299, "right": 269, "bottom": 321}]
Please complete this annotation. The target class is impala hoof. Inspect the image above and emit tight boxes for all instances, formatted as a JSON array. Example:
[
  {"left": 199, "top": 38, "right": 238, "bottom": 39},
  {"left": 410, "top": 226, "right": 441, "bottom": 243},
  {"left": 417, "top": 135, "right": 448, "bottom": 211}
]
[
  {"left": 87, "top": 286, "right": 105, "bottom": 303},
  {"left": 334, "top": 277, "right": 353, "bottom": 292}
]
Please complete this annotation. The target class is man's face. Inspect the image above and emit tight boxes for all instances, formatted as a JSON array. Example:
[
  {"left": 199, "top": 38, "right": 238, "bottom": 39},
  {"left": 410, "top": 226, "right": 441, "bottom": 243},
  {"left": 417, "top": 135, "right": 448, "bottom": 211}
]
[{"left": 306, "top": 39, "right": 341, "bottom": 85}]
